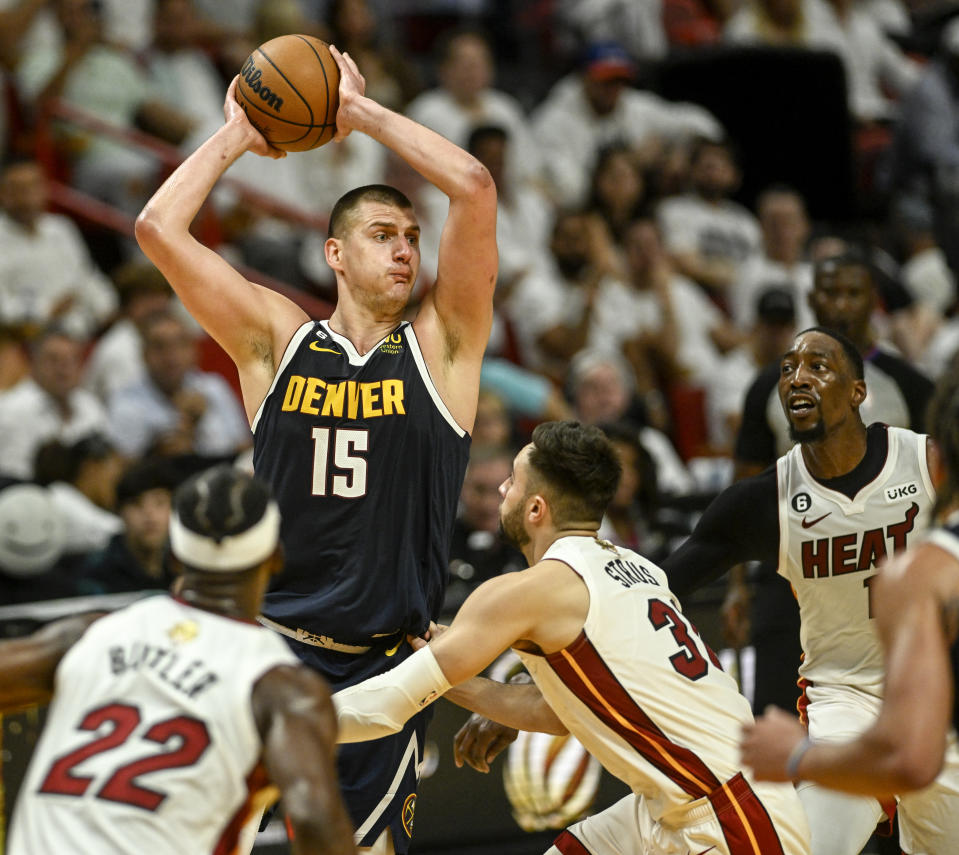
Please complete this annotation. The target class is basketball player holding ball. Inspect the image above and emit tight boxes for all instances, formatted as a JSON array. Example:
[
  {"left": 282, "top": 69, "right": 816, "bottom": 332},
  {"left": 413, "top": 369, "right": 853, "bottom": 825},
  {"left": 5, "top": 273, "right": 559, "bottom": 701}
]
[{"left": 135, "top": 45, "right": 498, "bottom": 855}]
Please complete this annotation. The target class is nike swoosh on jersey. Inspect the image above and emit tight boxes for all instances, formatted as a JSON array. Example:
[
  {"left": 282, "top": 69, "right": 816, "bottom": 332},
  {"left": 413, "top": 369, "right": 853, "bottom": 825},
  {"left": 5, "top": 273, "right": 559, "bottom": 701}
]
[
  {"left": 801, "top": 512, "right": 831, "bottom": 528},
  {"left": 309, "top": 342, "right": 339, "bottom": 354},
  {"left": 690, "top": 848, "right": 716, "bottom": 855}
]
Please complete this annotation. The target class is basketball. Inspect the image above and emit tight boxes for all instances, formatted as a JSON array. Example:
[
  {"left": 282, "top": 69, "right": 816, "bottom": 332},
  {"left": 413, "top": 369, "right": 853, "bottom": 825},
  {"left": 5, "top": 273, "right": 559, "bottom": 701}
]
[{"left": 235, "top": 34, "right": 340, "bottom": 152}]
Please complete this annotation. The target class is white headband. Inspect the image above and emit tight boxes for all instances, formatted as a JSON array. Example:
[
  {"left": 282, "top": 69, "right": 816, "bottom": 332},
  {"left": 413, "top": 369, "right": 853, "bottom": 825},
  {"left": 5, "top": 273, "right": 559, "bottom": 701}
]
[{"left": 169, "top": 502, "right": 281, "bottom": 572}]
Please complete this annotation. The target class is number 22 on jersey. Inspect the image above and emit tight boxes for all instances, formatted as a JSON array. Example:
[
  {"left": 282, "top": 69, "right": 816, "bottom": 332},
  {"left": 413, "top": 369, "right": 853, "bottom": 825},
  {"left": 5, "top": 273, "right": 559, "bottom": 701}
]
[{"left": 38, "top": 703, "right": 210, "bottom": 811}]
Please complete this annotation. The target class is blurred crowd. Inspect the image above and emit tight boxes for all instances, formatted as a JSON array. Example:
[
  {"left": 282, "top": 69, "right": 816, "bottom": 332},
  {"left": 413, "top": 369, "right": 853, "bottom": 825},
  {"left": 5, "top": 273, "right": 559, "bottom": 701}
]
[{"left": 0, "top": 0, "right": 957, "bottom": 647}]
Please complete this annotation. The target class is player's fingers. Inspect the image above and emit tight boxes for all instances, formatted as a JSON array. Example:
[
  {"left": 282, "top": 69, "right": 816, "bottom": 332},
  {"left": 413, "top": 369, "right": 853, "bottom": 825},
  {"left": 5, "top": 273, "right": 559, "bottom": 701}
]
[
  {"left": 453, "top": 717, "right": 490, "bottom": 773},
  {"left": 487, "top": 731, "right": 514, "bottom": 764},
  {"left": 341, "top": 50, "right": 366, "bottom": 87},
  {"left": 453, "top": 722, "right": 473, "bottom": 768}
]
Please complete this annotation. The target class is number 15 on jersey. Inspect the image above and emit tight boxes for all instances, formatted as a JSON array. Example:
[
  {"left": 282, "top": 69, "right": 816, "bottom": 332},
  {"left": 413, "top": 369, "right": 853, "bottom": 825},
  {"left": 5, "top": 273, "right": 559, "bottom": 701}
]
[{"left": 311, "top": 427, "right": 369, "bottom": 498}]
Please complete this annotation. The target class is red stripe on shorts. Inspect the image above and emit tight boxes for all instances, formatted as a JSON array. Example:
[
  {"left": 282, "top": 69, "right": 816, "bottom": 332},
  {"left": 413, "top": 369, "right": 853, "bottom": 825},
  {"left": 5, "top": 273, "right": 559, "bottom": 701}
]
[{"left": 708, "top": 772, "right": 786, "bottom": 855}]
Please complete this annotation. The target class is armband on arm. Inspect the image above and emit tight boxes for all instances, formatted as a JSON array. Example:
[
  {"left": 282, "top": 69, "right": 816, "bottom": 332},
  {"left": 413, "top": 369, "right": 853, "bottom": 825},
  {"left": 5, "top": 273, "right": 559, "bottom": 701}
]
[{"left": 332, "top": 646, "right": 452, "bottom": 743}]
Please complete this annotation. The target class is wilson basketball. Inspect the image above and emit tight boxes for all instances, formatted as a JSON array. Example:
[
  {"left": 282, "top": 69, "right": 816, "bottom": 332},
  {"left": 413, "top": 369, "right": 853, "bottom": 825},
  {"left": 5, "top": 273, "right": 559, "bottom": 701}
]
[{"left": 235, "top": 34, "right": 340, "bottom": 152}]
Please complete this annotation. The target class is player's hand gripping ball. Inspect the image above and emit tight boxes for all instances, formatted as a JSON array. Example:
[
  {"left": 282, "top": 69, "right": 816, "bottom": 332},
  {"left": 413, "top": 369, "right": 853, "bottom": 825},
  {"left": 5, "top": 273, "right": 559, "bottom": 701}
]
[{"left": 235, "top": 34, "right": 340, "bottom": 152}]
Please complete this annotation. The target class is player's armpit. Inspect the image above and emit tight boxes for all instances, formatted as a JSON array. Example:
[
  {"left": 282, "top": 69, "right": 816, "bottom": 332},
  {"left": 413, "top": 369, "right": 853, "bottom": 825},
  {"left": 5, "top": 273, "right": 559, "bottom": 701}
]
[
  {"left": 253, "top": 666, "right": 356, "bottom": 854},
  {"left": 0, "top": 612, "right": 103, "bottom": 712}
]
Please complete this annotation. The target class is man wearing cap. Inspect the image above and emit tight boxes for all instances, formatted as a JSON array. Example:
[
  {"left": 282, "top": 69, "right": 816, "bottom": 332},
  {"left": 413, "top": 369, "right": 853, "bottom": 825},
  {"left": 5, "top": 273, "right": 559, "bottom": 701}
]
[
  {"left": 0, "top": 482, "right": 72, "bottom": 604},
  {"left": 531, "top": 40, "right": 723, "bottom": 207},
  {"left": 0, "top": 465, "right": 356, "bottom": 855}
]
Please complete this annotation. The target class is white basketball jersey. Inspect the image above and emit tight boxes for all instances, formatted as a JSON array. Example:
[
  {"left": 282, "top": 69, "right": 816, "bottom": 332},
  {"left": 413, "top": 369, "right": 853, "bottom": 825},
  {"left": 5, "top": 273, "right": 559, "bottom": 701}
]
[
  {"left": 9, "top": 596, "right": 299, "bottom": 855},
  {"left": 776, "top": 426, "right": 934, "bottom": 696},
  {"left": 516, "top": 536, "right": 796, "bottom": 848}
]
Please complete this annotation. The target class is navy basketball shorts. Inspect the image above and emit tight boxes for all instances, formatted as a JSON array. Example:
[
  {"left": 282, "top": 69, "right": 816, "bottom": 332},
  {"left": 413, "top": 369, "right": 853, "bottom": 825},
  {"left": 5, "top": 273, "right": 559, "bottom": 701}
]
[{"left": 287, "top": 638, "right": 434, "bottom": 853}]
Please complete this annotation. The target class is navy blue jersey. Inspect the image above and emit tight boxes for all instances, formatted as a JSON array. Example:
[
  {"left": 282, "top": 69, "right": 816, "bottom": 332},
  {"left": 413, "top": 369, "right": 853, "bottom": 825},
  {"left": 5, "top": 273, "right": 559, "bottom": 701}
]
[{"left": 252, "top": 320, "right": 470, "bottom": 641}]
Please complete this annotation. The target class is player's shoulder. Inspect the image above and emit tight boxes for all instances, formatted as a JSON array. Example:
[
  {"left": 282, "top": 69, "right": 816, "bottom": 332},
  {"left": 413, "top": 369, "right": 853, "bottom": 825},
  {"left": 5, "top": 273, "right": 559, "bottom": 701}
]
[{"left": 251, "top": 662, "right": 334, "bottom": 726}]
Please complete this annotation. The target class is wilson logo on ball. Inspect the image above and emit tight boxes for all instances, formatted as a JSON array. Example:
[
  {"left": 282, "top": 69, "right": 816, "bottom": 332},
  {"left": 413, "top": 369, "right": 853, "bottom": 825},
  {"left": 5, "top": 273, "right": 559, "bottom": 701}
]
[{"left": 240, "top": 56, "right": 285, "bottom": 112}]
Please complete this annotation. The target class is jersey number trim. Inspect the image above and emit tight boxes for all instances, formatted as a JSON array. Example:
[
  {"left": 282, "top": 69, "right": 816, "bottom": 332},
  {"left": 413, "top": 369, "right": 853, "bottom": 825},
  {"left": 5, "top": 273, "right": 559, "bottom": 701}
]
[
  {"left": 648, "top": 599, "right": 721, "bottom": 681},
  {"left": 310, "top": 426, "right": 369, "bottom": 497},
  {"left": 38, "top": 702, "right": 211, "bottom": 811}
]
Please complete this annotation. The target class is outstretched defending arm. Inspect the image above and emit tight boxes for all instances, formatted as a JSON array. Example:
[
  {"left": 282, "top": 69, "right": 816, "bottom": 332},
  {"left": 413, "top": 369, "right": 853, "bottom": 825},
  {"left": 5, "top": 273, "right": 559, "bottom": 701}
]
[
  {"left": 0, "top": 613, "right": 103, "bottom": 711},
  {"left": 253, "top": 666, "right": 357, "bottom": 854},
  {"left": 334, "top": 567, "right": 571, "bottom": 742}
]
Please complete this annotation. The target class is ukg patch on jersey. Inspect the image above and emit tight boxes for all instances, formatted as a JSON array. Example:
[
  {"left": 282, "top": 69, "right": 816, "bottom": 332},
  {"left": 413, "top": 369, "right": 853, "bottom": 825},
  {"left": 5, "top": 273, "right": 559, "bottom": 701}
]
[{"left": 885, "top": 481, "right": 919, "bottom": 503}]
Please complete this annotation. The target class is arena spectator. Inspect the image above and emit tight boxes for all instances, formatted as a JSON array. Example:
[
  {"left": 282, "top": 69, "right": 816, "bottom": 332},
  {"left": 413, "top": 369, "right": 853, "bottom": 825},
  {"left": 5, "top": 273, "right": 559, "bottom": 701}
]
[
  {"left": 586, "top": 142, "right": 650, "bottom": 245},
  {"left": 0, "top": 156, "right": 117, "bottom": 337},
  {"left": 0, "top": 323, "right": 30, "bottom": 390},
  {"left": 76, "top": 457, "right": 178, "bottom": 595},
  {"left": 417, "top": 122, "right": 551, "bottom": 322},
  {"left": 82, "top": 261, "right": 176, "bottom": 402},
  {"left": 706, "top": 286, "right": 798, "bottom": 455},
  {"left": 656, "top": 137, "right": 762, "bottom": 302},
  {"left": 724, "top": 0, "right": 917, "bottom": 124},
  {"left": 15, "top": 0, "right": 195, "bottom": 215},
  {"left": 0, "top": 482, "right": 74, "bottom": 605},
  {"left": 618, "top": 216, "right": 741, "bottom": 396},
  {"left": 141, "top": 0, "right": 229, "bottom": 151},
  {"left": 106, "top": 309, "right": 251, "bottom": 459},
  {"left": 730, "top": 184, "right": 814, "bottom": 331},
  {"left": 565, "top": 348, "right": 694, "bottom": 497},
  {"left": 885, "top": 18, "right": 959, "bottom": 277},
  {"left": 33, "top": 433, "right": 124, "bottom": 556},
  {"left": 504, "top": 208, "right": 629, "bottom": 383},
  {"left": 824, "top": 0, "right": 919, "bottom": 124},
  {"left": 327, "top": 0, "right": 422, "bottom": 112},
  {"left": 531, "top": 40, "right": 723, "bottom": 208},
  {"left": 724, "top": 0, "right": 844, "bottom": 49},
  {"left": 444, "top": 444, "right": 526, "bottom": 613},
  {"left": 596, "top": 420, "right": 689, "bottom": 561},
  {"left": 554, "top": 0, "right": 669, "bottom": 63},
  {"left": 0, "top": 326, "right": 108, "bottom": 480},
  {"left": 405, "top": 27, "right": 543, "bottom": 189},
  {"left": 471, "top": 386, "right": 516, "bottom": 448}
]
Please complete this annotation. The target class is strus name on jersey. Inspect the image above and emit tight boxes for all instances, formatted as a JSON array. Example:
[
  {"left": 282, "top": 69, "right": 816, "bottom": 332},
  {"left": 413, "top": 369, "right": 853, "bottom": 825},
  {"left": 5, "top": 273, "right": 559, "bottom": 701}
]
[
  {"left": 801, "top": 502, "right": 919, "bottom": 579},
  {"left": 604, "top": 557, "right": 658, "bottom": 588},
  {"left": 280, "top": 376, "right": 406, "bottom": 419},
  {"left": 108, "top": 643, "right": 218, "bottom": 699}
]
